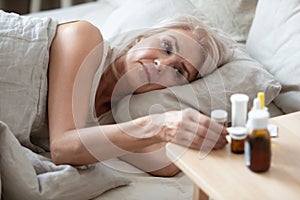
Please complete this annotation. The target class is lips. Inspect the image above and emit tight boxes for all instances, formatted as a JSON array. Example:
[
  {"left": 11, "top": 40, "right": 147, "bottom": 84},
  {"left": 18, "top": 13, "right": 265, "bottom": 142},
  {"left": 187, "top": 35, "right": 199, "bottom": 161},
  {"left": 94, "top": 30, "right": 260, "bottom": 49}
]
[{"left": 141, "top": 62, "right": 151, "bottom": 83}]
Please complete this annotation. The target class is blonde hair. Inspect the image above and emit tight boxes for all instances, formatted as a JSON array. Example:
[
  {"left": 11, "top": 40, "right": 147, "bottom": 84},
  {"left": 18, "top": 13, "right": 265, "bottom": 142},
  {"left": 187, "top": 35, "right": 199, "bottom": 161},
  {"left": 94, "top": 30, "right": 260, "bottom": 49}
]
[{"left": 110, "top": 15, "right": 232, "bottom": 80}]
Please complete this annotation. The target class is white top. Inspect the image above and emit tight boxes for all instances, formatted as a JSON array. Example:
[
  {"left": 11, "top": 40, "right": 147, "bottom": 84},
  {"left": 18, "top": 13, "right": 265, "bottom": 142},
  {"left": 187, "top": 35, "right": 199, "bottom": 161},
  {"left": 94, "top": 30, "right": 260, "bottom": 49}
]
[{"left": 248, "top": 109, "right": 270, "bottom": 130}]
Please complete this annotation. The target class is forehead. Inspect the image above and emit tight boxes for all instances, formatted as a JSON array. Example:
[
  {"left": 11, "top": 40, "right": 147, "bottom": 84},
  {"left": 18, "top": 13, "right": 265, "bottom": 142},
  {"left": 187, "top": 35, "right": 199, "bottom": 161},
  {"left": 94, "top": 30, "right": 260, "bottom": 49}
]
[{"left": 158, "top": 29, "right": 202, "bottom": 75}]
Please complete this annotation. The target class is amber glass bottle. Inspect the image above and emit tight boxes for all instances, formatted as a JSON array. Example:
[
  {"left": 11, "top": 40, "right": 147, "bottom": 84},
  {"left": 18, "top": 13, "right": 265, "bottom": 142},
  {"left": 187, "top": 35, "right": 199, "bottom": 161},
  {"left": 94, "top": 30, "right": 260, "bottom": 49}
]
[
  {"left": 230, "top": 127, "right": 247, "bottom": 154},
  {"left": 245, "top": 110, "right": 271, "bottom": 172}
]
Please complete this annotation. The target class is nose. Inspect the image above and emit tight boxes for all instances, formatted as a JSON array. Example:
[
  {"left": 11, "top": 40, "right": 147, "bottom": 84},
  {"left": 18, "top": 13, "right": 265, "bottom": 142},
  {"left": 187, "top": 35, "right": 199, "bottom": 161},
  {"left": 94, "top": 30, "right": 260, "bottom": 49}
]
[
  {"left": 154, "top": 59, "right": 162, "bottom": 72},
  {"left": 154, "top": 57, "right": 176, "bottom": 72}
]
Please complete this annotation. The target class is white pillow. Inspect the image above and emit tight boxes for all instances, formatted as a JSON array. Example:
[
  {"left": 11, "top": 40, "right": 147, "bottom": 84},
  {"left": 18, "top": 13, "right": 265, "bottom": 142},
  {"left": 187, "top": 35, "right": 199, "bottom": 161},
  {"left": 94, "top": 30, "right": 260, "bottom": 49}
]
[
  {"left": 189, "top": 0, "right": 258, "bottom": 43},
  {"left": 100, "top": 0, "right": 196, "bottom": 40},
  {"left": 246, "top": 0, "right": 300, "bottom": 113},
  {"left": 112, "top": 44, "right": 281, "bottom": 123},
  {"left": 27, "top": 0, "right": 198, "bottom": 45}
]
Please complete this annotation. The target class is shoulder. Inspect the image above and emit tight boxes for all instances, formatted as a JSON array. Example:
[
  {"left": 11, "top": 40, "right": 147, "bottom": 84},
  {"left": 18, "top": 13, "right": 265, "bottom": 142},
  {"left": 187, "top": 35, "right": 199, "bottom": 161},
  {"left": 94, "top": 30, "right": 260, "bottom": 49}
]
[
  {"left": 49, "top": 20, "right": 105, "bottom": 84},
  {"left": 57, "top": 20, "right": 103, "bottom": 41},
  {"left": 50, "top": 20, "right": 105, "bottom": 70},
  {"left": 52, "top": 20, "right": 103, "bottom": 56}
]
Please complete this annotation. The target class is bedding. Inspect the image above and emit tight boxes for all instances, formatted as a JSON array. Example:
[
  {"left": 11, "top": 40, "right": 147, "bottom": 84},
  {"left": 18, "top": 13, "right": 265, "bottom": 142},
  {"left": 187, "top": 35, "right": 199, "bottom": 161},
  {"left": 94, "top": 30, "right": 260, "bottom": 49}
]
[
  {"left": 0, "top": 10, "right": 129, "bottom": 200},
  {"left": 246, "top": 0, "right": 300, "bottom": 114},
  {"left": 0, "top": 10, "right": 57, "bottom": 153},
  {"left": 189, "top": 0, "right": 258, "bottom": 43},
  {"left": 1, "top": 0, "right": 285, "bottom": 199},
  {"left": 0, "top": 121, "right": 129, "bottom": 200}
]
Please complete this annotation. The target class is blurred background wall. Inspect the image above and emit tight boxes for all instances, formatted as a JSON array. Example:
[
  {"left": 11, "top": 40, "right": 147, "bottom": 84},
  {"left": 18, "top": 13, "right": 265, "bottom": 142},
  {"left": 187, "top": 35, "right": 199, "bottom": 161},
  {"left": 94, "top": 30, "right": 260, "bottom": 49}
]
[{"left": 0, "top": 0, "right": 95, "bottom": 14}]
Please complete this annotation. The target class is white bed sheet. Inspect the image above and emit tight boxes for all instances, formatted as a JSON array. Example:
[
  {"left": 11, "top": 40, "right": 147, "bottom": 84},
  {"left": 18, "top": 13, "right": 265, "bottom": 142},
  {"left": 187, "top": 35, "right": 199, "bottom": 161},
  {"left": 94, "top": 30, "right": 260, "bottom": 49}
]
[{"left": 98, "top": 159, "right": 193, "bottom": 200}]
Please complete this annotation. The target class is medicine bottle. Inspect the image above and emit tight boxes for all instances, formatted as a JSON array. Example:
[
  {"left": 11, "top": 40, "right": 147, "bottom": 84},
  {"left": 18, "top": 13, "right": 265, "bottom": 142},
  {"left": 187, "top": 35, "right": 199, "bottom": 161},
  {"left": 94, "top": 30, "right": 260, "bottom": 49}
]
[
  {"left": 230, "top": 127, "right": 247, "bottom": 154},
  {"left": 245, "top": 110, "right": 271, "bottom": 172},
  {"left": 211, "top": 109, "right": 227, "bottom": 127},
  {"left": 230, "top": 94, "right": 249, "bottom": 127}
]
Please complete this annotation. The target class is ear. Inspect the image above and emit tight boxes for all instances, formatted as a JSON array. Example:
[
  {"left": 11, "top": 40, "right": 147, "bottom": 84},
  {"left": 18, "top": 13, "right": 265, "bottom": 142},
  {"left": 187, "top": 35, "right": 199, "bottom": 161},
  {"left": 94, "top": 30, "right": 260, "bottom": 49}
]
[
  {"left": 132, "top": 36, "right": 143, "bottom": 46},
  {"left": 128, "top": 35, "right": 145, "bottom": 50}
]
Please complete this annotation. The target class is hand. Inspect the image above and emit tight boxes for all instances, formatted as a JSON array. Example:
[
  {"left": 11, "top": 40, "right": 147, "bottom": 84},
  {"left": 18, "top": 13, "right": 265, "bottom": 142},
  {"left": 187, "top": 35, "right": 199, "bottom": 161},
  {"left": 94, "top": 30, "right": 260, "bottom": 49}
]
[{"left": 157, "top": 108, "right": 228, "bottom": 150}]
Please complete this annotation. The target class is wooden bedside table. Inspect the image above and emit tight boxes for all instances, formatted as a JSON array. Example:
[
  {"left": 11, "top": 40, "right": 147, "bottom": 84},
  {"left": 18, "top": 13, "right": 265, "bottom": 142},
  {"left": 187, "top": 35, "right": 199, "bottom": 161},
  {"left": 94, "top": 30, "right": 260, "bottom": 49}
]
[{"left": 166, "top": 111, "right": 300, "bottom": 200}]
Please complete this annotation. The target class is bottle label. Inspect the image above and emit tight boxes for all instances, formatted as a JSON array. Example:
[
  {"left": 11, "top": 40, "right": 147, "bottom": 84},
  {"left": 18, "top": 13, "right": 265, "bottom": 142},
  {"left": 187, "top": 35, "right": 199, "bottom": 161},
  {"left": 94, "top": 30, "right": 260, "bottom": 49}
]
[{"left": 245, "top": 141, "right": 250, "bottom": 166}]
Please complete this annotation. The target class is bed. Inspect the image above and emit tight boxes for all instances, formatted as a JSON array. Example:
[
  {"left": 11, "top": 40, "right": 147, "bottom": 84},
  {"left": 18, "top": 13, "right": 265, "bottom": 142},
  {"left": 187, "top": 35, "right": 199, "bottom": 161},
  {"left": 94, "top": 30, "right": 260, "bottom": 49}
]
[{"left": 2, "top": 0, "right": 300, "bottom": 199}]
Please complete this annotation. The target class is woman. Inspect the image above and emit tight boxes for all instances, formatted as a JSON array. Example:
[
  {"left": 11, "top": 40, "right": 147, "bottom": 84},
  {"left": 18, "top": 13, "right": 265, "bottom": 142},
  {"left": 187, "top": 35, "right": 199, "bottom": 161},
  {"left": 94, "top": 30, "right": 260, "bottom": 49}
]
[{"left": 1, "top": 12, "right": 230, "bottom": 177}]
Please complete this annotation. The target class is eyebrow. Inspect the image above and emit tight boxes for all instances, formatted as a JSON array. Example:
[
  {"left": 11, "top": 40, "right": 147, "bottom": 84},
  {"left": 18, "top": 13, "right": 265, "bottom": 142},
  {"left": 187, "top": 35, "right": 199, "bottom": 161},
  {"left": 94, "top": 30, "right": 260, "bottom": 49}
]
[
  {"left": 181, "top": 62, "right": 190, "bottom": 80},
  {"left": 168, "top": 34, "right": 191, "bottom": 79},
  {"left": 168, "top": 34, "right": 179, "bottom": 52}
]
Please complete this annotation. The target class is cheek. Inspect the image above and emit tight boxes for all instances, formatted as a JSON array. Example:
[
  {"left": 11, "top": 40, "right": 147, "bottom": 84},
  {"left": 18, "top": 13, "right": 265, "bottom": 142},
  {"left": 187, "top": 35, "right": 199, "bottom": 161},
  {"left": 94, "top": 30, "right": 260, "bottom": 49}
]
[
  {"left": 122, "top": 67, "right": 148, "bottom": 90},
  {"left": 127, "top": 41, "right": 159, "bottom": 62},
  {"left": 124, "top": 51, "right": 142, "bottom": 72}
]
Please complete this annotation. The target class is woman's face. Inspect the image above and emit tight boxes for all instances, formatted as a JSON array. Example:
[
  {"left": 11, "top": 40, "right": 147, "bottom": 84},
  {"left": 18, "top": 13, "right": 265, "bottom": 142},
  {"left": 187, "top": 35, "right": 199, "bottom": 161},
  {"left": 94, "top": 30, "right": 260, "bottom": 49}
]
[{"left": 120, "top": 29, "right": 203, "bottom": 93}]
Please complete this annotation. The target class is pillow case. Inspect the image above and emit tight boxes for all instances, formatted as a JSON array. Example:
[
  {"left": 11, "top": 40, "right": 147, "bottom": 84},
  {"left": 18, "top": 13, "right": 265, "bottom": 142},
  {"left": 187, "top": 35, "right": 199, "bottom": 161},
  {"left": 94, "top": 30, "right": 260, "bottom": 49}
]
[
  {"left": 189, "top": 0, "right": 258, "bottom": 43},
  {"left": 100, "top": 0, "right": 197, "bottom": 40},
  {"left": 112, "top": 43, "right": 281, "bottom": 123},
  {"left": 246, "top": 0, "right": 300, "bottom": 113}
]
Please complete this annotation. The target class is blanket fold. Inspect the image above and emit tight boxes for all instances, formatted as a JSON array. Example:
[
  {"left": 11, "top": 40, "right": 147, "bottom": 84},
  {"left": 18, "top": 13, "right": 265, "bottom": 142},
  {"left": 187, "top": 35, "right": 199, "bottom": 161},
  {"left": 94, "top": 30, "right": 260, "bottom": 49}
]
[
  {"left": 0, "top": 11, "right": 129, "bottom": 200},
  {"left": 0, "top": 120, "right": 130, "bottom": 200}
]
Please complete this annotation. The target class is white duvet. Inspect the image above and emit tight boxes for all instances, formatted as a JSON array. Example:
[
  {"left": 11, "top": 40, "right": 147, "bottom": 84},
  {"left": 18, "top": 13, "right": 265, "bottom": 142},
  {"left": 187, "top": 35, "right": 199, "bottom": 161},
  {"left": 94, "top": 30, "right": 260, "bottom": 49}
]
[
  {"left": 0, "top": 121, "right": 129, "bottom": 200},
  {"left": 0, "top": 11, "right": 129, "bottom": 200}
]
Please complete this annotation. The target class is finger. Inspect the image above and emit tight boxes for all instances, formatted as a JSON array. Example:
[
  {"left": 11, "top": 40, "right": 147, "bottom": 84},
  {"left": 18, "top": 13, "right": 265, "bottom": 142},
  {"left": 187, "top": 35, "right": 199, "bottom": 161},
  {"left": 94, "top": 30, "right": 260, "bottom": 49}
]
[
  {"left": 213, "top": 138, "right": 228, "bottom": 149},
  {"left": 177, "top": 131, "right": 203, "bottom": 150},
  {"left": 200, "top": 128, "right": 228, "bottom": 151},
  {"left": 182, "top": 126, "right": 227, "bottom": 150},
  {"left": 183, "top": 108, "right": 228, "bottom": 135},
  {"left": 212, "top": 131, "right": 228, "bottom": 146},
  {"left": 205, "top": 119, "right": 228, "bottom": 136},
  {"left": 193, "top": 124, "right": 223, "bottom": 142},
  {"left": 214, "top": 135, "right": 228, "bottom": 148},
  {"left": 172, "top": 129, "right": 227, "bottom": 151},
  {"left": 189, "top": 112, "right": 227, "bottom": 137},
  {"left": 179, "top": 109, "right": 228, "bottom": 149}
]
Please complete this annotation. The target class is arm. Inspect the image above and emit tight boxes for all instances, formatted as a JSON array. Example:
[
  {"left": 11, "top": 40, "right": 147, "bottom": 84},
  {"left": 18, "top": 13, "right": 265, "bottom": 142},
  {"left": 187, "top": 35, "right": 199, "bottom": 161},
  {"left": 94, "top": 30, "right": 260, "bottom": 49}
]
[
  {"left": 48, "top": 21, "right": 162, "bottom": 165},
  {"left": 48, "top": 20, "right": 102, "bottom": 165},
  {"left": 119, "top": 142, "right": 181, "bottom": 177}
]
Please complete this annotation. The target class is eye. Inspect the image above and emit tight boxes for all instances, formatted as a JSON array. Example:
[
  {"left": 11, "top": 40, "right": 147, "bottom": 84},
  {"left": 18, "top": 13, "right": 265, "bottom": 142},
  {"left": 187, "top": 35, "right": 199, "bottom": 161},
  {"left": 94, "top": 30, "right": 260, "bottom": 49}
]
[
  {"left": 162, "top": 40, "right": 173, "bottom": 55},
  {"left": 173, "top": 67, "right": 183, "bottom": 78}
]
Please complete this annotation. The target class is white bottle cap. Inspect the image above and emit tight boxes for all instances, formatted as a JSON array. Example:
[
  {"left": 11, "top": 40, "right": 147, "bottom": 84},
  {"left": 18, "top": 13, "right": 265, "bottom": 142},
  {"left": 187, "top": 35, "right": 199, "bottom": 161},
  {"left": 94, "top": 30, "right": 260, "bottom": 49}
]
[
  {"left": 230, "top": 126, "right": 247, "bottom": 140},
  {"left": 211, "top": 109, "right": 227, "bottom": 123},
  {"left": 230, "top": 94, "right": 249, "bottom": 127},
  {"left": 248, "top": 110, "right": 269, "bottom": 130}
]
